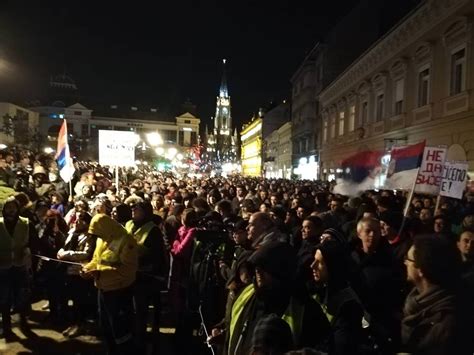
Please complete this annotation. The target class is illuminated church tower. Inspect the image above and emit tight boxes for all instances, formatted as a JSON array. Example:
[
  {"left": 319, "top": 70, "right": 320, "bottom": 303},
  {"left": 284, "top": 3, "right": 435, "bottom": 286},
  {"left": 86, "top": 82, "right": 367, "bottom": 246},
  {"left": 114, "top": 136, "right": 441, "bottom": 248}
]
[{"left": 206, "top": 59, "right": 238, "bottom": 164}]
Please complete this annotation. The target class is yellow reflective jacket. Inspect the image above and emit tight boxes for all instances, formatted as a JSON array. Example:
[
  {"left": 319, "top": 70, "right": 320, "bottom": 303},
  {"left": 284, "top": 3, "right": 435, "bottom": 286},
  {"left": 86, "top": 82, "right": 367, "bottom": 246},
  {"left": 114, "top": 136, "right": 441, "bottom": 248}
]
[
  {"left": 84, "top": 214, "right": 138, "bottom": 291},
  {"left": 0, "top": 216, "right": 30, "bottom": 269}
]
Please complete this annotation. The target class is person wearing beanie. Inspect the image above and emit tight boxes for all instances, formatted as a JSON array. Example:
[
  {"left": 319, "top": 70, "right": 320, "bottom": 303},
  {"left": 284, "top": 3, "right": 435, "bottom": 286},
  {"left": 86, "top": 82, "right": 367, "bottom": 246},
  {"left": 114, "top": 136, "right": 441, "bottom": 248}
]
[
  {"left": 125, "top": 201, "right": 168, "bottom": 353},
  {"left": 311, "top": 241, "right": 364, "bottom": 355},
  {"left": 226, "top": 241, "right": 330, "bottom": 355},
  {"left": 320, "top": 228, "right": 347, "bottom": 245}
]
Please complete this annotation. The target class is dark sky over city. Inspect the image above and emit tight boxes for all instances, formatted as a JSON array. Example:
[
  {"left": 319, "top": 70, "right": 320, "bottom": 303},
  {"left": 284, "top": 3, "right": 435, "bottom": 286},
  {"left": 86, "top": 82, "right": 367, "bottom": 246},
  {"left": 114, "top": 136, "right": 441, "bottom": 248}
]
[{"left": 0, "top": 0, "right": 361, "bottom": 130}]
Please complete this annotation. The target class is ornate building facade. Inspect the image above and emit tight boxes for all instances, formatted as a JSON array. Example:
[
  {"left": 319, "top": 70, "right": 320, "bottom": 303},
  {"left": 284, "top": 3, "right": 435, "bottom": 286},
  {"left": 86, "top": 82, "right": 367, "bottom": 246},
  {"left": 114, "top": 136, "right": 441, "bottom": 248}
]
[
  {"left": 205, "top": 59, "right": 238, "bottom": 164},
  {"left": 319, "top": 0, "right": 474, "bottom": 180}
]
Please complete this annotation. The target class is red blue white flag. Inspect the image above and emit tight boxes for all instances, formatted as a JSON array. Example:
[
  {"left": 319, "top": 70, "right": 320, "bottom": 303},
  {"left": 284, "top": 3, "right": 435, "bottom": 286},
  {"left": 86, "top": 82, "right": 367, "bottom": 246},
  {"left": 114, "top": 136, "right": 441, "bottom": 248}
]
[{"left": 54, "top": 119, "right": 75, "bottom": 183}]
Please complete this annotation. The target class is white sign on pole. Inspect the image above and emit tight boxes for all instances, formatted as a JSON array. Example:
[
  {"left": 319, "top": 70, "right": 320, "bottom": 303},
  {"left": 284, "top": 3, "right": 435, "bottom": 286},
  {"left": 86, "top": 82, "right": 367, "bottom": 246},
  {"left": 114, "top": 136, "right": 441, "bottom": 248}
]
[
  {"left": 439, "top": 161, "right": 468, "bottom": 199},
  {"left": 99, "top": 130, "right": 137, "bottom": 167},
  {"left": 415, "top": 146, "right": 447, "bottom": 195}
]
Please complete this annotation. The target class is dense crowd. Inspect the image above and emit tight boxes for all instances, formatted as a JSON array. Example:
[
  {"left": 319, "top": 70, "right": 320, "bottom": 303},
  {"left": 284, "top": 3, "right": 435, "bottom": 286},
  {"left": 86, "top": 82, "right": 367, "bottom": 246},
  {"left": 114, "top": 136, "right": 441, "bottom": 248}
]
[{"left": 1, "top": 147, "right": 474, "bottom": 355}]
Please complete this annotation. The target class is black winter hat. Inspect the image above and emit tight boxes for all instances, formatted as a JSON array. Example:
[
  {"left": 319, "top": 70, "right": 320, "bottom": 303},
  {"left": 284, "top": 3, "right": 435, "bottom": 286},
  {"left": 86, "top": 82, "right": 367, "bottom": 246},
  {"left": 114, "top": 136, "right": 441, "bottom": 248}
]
[
  {"left": 248, "top": 241, "right": 296, "bottom": 282},
  {"left": 379, "top": 211, "right": 403, "bottom": 230}
]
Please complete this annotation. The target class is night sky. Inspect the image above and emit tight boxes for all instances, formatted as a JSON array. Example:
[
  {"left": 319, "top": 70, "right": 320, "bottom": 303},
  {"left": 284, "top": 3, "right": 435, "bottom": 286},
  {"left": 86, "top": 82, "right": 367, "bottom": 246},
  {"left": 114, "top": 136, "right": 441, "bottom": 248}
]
[{"left": 1, "top": 0, "right": 360, "bottom": 130}]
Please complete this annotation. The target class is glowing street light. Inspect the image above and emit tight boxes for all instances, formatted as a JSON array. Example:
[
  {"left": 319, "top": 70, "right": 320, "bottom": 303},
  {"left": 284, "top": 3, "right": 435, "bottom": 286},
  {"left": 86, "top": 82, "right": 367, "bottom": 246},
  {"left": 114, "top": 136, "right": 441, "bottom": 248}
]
[
  {"left": 146, "top": 132, "right": 163, "bottom": 146},
  {"left": 166, "top": 147, "right": 178, "bottom": 160},
  {"left": 155, "top": 147, "right": 165, "bottom": 156},
  {"left": 44, "top": 147, "right": 54, "bottom": 154},
  {"left": 0, "top": 144, "right": 7, "bottom": 150}
]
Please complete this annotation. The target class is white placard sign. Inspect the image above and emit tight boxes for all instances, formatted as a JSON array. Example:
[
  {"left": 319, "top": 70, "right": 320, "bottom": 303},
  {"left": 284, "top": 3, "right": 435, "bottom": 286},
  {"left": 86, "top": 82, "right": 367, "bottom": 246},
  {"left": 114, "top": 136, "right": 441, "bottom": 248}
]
[
  {"left": 439, "top": 161, "right": 468, "bottom": 199},
  {"left": 99, "top": 130, "right": 137, "bottom": 167},
  {"left": 415, "top": 146, "right": 447, "bottom": 195}
]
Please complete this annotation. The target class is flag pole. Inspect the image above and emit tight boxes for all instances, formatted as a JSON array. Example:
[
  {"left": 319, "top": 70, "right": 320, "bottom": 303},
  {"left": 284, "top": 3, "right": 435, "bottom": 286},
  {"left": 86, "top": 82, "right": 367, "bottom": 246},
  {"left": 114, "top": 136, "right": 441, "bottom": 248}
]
[
  {"left": 115, "top": 166, "right": 119, "bottom": 191},
  {"left": 398, "top": 167, "right": 420, "bottom": 236},
  {"left": 434, "top": 194, "right": 442, "bottom": 215}
]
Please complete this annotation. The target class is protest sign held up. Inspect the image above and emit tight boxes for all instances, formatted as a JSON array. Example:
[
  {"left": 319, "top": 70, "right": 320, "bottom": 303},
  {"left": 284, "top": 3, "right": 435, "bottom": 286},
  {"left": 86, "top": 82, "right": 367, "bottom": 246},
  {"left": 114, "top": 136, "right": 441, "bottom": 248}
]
[
  {"left": 415, "top": 146, "right": 447, "bottom": 195},
  {"left": 439, "top": 161, "right": 468, "bottom": 199}
]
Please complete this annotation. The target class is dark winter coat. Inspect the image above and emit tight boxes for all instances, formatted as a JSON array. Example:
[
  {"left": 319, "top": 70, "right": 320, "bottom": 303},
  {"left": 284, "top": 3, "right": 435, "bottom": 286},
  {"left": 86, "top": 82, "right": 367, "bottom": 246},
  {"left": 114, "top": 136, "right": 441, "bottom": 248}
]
[{"left": 401, "top": 285, "right": 472, "bottom": 355}]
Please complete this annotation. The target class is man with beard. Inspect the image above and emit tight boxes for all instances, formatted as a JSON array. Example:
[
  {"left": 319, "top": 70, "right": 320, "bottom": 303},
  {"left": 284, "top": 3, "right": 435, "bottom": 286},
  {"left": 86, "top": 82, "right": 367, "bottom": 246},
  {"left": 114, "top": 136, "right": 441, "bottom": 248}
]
[
  {"left": 0, "top": 197, "right": 33, "bottom": 338},
  {"left": 226, "top": 241, "right": 330, "bottom": 354}
]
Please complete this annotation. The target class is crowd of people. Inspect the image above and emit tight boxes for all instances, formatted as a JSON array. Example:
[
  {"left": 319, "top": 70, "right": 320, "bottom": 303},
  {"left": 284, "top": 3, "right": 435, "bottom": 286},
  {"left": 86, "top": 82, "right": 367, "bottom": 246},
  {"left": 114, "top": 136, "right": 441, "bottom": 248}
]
[{"left": 1, "top": 147, "right": 474, "bottom": 355}]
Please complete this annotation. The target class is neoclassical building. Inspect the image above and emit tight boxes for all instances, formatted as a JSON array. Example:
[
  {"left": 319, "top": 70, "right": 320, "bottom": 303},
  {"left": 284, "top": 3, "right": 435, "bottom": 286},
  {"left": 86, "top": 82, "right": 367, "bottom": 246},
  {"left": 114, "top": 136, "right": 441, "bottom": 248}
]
[{"left": 319, "top": 0, "right": 474, "bottom": 181}]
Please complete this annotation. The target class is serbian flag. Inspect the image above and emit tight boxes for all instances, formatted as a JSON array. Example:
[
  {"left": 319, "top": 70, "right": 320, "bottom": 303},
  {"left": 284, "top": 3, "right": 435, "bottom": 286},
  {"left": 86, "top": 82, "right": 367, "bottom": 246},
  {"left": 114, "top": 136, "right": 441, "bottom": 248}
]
[
  {"left": 54, "top": 119, "right": 75, "bottom": 183},
  {"left": 333, "top": 150, "right": 383, "bottom": 196},
  {"left": 385, "top": 141, "right": 425, "bottom": 190}
]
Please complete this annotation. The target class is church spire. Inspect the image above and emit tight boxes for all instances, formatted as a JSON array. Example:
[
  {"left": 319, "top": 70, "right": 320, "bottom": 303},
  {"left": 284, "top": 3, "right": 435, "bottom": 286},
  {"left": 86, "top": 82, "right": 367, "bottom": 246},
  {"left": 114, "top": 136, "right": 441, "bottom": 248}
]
[{"left": 219, "top": 59, "right": 228, "bottom": 98}]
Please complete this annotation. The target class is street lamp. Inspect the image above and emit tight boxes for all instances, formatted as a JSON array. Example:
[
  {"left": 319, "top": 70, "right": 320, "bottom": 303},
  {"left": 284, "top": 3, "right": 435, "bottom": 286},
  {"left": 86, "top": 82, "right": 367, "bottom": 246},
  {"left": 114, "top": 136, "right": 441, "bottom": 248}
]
[
  {"left": 0, "top": 144, "right": 7, "bottom": 150},
  {"left": 44, "top": 147, "right": 54, "bottom": 154},
  {"left": 146, "top": 132, "right": 163, "bottom": 147}
]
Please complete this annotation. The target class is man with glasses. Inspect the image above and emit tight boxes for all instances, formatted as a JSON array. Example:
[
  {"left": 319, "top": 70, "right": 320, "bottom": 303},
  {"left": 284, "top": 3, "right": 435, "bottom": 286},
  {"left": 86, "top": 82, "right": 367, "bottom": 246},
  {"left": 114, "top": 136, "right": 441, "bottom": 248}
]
[{"left": 402, "top": 235, "right": 471, "bottom": 354}]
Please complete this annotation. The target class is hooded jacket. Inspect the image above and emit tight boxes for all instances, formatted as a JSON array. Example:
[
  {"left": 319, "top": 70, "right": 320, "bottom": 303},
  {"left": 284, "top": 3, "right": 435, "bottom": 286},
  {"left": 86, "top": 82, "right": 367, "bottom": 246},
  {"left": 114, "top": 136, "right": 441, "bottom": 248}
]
[{"left": 84, "top": 214, "right": 138, "bottom": 291}]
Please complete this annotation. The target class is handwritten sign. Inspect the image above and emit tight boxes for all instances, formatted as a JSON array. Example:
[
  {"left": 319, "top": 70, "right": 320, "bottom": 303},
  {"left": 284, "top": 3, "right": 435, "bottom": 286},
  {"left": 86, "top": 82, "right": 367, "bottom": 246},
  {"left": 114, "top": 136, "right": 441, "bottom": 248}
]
[
  {"left": 415, "top": 146, "right": 447, "bottom": 195},
  {"left": 439, "top": 161, "right": 468, "bottom": 199},
  {"left": 99, "top": 130, "right": 137, "bottom": 167}
]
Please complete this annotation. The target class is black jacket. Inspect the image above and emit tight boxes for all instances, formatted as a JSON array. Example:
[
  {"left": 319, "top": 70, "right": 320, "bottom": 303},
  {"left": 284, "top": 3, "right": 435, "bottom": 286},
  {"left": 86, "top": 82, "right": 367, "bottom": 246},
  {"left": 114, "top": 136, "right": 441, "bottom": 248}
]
[{"left": 401, "top": 285, "right": 472, "bottom": 355}]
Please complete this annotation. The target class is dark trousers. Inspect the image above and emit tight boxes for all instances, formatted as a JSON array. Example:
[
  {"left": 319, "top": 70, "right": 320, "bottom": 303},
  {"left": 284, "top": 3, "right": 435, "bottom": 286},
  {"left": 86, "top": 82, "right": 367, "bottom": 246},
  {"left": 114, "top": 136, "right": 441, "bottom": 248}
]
[
  {"left": 98, "top": 286, "right": 134, "bottom": 355},
  {"left": 133, "top": 279, "right": 161, "bottom": 351},
  {"left": 0, "top": 266, "right": 30, "bottom": 332},
  {"left": 65, "top": 275, "right": 96, "bottom": 323}
]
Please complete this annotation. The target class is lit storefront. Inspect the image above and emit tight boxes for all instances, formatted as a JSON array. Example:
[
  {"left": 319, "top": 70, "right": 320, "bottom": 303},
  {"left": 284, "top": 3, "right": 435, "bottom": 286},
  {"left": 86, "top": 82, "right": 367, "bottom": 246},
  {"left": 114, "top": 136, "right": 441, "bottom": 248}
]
[
  {"left": 241, "top": 117, "right": 262, "bottom": 177},
  {"left": 294, "top": 155, "right": 319, "bottom": 180}
]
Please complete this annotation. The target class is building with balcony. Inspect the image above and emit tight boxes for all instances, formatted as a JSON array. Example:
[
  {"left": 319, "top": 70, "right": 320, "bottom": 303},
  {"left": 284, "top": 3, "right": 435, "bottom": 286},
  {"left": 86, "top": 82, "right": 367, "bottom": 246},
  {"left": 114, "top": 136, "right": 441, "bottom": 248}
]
[{"left": 319, "top": 0, "right": 474, "bottom": 179}]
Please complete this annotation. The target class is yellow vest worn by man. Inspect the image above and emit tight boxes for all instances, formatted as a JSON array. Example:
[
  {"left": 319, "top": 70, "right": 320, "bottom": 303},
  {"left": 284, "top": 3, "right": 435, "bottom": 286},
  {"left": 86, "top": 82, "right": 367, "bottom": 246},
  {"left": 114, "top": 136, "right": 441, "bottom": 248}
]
[
  {"left": 84, "top": 214, "right": 138, "bottom": 292},
  {"left": 0, "top": 216, "right": 31, "bottom": 270}
]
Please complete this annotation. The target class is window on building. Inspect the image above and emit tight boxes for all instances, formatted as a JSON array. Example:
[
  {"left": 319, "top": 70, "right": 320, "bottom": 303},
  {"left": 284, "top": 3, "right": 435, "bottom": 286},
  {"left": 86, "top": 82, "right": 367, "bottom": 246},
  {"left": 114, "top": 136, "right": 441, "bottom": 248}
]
[
  {"left": 338, "top": 111, "right": 345, "bottom": 136},
  {"left": 163, "top": 130, "right": 177, "bottom": 143},
  {"left": 74, "top": 111, "right": 82, "bottom": 116},
  {"left": 191, "top": 131, "right": 197, "bottom": 145},
  {"left": 185, "top": 120, "right": 191, "bottom": 124},
  {"left": 361, "top": 101, "right": 368, "bottom": 125},
  {"left": 450, "top": 48, "right": 466, "bottom": 95},
  {"left": 418, "top": 67, "right": 430, "bottom": 107},
  {"left": 323, "top": 118, "right": 328, "bottom": 142},
  {"left": 305, "top": 137, "right": 310, "bottom": 152},
  {"left": 348, "top": 105, "right": 355, "bottom": 132},
  {"left": 178, "top": 131, "right": 184, "bottom": 146},
  {"left": 81, "top": 124, "right": 88, "bottom": 137},
  {"left": 299, "top": 139, "right": 304, "bottom": 153},
  {"left": 394, "top": 79, "right": 404, "bottom": 115},
  {"left": 330, "top": 113, "right": 336, "bottom": 139},
  {"left": 376, "top": 94, "right": 384, "bottom": 121}
]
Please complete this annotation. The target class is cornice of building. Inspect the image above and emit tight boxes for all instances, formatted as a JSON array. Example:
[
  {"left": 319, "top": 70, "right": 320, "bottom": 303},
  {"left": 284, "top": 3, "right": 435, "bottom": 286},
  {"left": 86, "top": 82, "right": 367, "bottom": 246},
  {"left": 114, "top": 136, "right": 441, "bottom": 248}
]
[{"left": 319, "top": 0, "right": 470, "bottom": 106}]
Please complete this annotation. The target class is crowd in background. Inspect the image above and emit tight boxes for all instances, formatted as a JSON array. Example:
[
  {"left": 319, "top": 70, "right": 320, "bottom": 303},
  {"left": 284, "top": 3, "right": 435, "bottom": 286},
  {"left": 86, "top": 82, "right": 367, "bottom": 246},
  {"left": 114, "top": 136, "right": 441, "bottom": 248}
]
[{"left": 1, "top": 146, "right": 474, "bottom": 355}]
